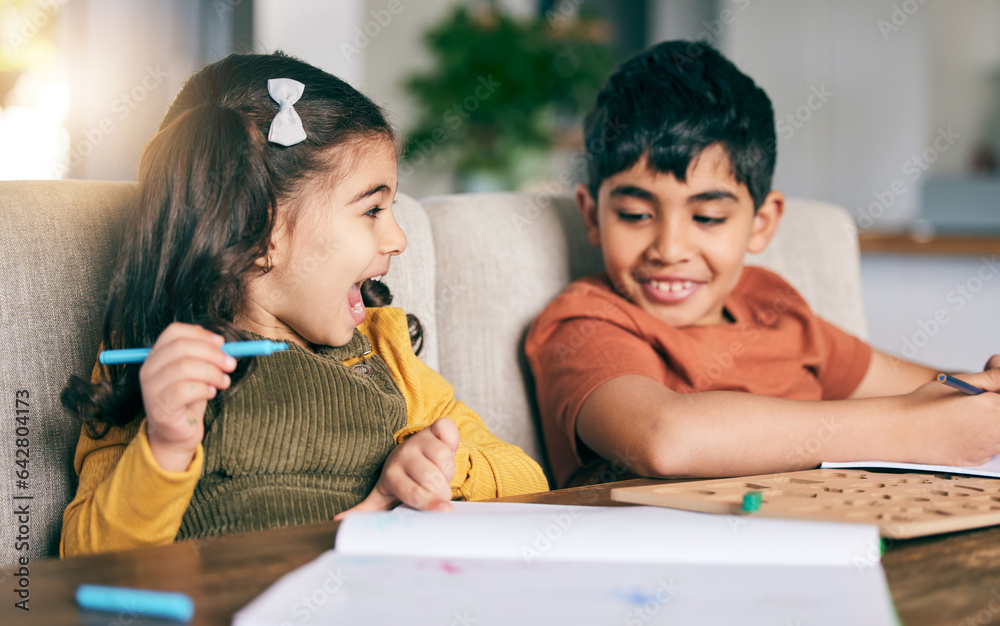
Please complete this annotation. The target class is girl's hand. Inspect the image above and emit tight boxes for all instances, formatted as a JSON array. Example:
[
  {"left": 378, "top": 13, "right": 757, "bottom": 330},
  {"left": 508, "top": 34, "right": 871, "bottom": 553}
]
[
  {"left": 139, "top": 323, "right": 235, "bottom": 472},
  {"left": 902, "top": 369, "right": 1000, "bottom": 467},
  {"left": 986, "top": 354, "right": 1000, "bottom": 372},
  {"left": 334, "top": 418, "right": 460, "bottom": 519}
]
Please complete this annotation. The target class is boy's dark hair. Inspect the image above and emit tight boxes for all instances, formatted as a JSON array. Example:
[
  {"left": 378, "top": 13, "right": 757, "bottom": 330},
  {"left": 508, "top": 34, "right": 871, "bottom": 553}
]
[
  {"left": 62, "top": 52, "right": 420, "bottom": 438},
  {"left": 583, "top": 41, "right": 776, "bottom": 209}
]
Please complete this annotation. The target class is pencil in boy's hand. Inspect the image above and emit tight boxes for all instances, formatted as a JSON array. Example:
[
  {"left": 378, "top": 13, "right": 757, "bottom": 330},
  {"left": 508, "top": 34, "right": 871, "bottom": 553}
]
[
  {"left": 936, "top": 373, "right": 986, "bottom": 396},
  {"left": 99, "top": 340, "right": 289, "bottom": 365}
]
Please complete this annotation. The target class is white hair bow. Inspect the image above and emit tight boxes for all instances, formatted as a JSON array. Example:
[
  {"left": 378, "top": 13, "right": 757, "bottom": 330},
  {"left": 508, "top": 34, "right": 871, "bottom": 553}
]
[{"left": 267, "top": 78, "right": 307, "bottom": 146}]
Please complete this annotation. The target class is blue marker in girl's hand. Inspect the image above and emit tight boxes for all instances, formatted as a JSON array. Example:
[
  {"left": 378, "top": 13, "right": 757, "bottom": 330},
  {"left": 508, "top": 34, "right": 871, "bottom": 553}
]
[{"left": 99, "top": 340, "right": 289, "bottom": 365}]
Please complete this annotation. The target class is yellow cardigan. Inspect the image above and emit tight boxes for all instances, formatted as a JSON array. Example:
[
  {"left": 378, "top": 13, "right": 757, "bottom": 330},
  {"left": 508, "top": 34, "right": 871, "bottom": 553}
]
[{"left": 61, "top": 307, "right": 548, "bottom": 557}]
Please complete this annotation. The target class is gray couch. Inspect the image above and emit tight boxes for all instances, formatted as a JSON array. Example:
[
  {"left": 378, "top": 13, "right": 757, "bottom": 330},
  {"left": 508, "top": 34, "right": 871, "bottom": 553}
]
[{"left": 0, "top": 180, "right": 867, "bottom": 564}]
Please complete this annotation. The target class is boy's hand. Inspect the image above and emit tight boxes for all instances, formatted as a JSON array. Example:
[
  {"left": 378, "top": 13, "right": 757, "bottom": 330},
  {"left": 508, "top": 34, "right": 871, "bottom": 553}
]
[
  {"left": 985, "top": 354, "right": 1000, "bottom": 372},
  {"left": 334, "top": 418, "right": 460, "bottom": 519},
  {"left": 140, "top": 323, "right": 235, "bottom": 472},
  {"left": 904, "top": 369, "right": 1000, "bottom": 467}
]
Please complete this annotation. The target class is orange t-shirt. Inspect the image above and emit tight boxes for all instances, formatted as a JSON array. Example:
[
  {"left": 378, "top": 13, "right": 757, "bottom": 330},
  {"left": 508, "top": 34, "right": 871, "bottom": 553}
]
[{"left": 524, "top": 266, "right": 872, "bottom": 488}]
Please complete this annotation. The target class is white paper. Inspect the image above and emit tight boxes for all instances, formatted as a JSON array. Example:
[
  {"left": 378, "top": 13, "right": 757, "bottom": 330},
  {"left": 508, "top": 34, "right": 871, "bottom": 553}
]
[
  {"left": 822, "top": 454, "right": 1000, "bottom": 478},
  {"left": 233, "top": 502, "right": 894, "bottom": 626},
  {"left": 335, "top": 501, "right": 881, "bottom": 567},
  {"left": 233, "top": 551, "right": 898, "bottom": 626}
]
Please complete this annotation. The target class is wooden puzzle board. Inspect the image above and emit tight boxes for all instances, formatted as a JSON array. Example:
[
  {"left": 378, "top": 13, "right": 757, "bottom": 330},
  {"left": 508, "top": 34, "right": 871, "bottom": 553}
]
[{"left": 610, "top": 469, "right": 1000, "bottom": 539}]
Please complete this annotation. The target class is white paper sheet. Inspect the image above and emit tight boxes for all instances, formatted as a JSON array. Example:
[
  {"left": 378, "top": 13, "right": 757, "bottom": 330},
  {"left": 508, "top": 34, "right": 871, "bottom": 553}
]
[
  {"left": 232, "top": 502, "right": 895, "bottom": 626},
  {"left": 335, "top": 501, "right": 881, "bottom": 567},
  {"left": 233, "top": 552, "right": 898, "bottom": 626},
  {"left": 821, "top": 454, "right": 1000, "bottom": 478}
]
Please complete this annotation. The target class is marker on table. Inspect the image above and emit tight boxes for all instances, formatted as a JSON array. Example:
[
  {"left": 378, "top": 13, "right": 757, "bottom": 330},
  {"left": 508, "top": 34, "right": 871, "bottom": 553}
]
[
  {"left": 99, "top": 340, "right": 289, "bottom": 365},
  {"left": 741, "top": 490, "right": 763, "bottom": 513},
  {"left": 76, "top": 584, "right": 194, "bottom": 622},
  {"left": 937, "top": 373, "right": 986, "bottom": 396}
]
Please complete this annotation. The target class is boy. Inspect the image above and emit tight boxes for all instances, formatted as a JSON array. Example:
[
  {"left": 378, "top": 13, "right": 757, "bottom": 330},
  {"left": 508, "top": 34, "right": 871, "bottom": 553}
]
[{"left": 524, "top": 41, "right": 1000, "bottom": 489}]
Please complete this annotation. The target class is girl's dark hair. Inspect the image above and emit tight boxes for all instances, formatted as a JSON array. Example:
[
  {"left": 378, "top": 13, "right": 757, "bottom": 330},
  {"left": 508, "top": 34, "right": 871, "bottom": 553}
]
[
  {"left": 62, "top": 52, "right": 420, "bottom": 438},
  {"left": 583, "top": 40, "right": 776, "bottom": 209}
]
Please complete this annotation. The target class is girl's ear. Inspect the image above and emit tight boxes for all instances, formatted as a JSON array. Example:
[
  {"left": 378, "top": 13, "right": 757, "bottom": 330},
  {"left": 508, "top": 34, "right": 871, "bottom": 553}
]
[
  {"left": 576, "top": 184, "right": 601, "bottom": 247},
  {"left": 747, "top": 190, "right": 785, "bottom": 254},
  {"left": 257, "top": 205, "right": 290, "bottom": 273},
  {"left": 254, "top": 230, "right": 280, "bottom": 274}
]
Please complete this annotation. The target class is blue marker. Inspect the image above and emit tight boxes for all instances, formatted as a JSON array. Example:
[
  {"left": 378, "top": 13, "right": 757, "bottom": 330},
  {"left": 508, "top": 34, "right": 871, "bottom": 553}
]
[
  {"left": 937, "top": 373, "right": 986, "bottom": 396},
  {"left": 76, "top": 584, "right": 194, "bottom": 622},
  {"left": 99, "top": 340, "right": 289, "bottom": 365}
]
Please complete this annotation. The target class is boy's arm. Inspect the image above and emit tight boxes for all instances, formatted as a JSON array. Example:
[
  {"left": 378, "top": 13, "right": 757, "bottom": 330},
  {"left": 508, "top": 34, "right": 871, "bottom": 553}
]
[
  {"left": 577, "top": 371, "right": 1000, "bottom": 479},
  {"left": 849, "top": 349, "right": 938, "bottom": 398},
  {"left": 851, "top": 349, "right": 1000, "bottom": 399}
]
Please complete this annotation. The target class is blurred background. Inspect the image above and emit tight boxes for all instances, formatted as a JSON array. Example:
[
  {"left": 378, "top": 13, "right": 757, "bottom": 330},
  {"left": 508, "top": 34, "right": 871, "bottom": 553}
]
[{"left": 1, "top": 0, "right": 998, "bottom": 369}]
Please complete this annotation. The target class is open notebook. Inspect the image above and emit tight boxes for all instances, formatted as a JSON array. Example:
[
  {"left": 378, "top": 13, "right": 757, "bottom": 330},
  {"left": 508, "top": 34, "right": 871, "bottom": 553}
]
[{"left": 232, "top": 502, "right": 897, "bottom": 626}]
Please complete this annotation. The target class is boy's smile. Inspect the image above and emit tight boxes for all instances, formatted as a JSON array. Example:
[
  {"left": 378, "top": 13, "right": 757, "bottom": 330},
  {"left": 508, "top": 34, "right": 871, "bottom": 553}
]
[{"left": 578, "top": 144, "right": 783, "bottom": 328}]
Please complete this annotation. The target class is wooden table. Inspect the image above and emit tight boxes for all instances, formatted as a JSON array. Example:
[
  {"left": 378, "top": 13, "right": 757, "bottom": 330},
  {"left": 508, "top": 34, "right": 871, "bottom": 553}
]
[{"left": 5, "top": 477, "right": 1000, "bottom": 625}]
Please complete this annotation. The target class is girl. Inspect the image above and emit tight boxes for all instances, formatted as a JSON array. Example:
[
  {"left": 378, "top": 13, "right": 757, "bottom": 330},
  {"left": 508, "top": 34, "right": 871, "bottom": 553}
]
[{"left": 60, "top": 52, "right": 548, "bottom": 557}]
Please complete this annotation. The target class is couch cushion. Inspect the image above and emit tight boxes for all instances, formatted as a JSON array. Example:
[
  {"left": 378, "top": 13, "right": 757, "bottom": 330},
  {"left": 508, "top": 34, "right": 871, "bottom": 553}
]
[
  {"left": 383, "top": 193, "right": 439, "bottom": 370},
  {"left": 746, "top": 197, "right": 868, "bottom": 340},
  {"left": 423, "top": 193, "right": 605, "bottom": 470},
  {"left": 0, "top": 180, "right": 136, "bottom": 564}
]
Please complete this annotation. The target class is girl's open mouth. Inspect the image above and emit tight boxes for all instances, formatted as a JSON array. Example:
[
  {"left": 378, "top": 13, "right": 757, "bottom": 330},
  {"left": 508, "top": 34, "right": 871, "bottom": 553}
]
[{"left": 347, "top": 281, "right": 365, "bottom": 324}]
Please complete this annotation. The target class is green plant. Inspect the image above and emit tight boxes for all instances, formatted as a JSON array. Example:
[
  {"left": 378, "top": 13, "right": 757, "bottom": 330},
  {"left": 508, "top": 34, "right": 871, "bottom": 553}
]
[{"left": 404, "top": 4, "right": 614, "bottom": 189}]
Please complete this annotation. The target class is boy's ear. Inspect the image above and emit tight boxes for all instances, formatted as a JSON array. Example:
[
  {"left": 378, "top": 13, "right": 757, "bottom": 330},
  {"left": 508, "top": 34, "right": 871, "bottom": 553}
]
[
  {"left": 576, "top": 184, "right": 602, "bottom": 247},
  {"left": 746, "top": 191, "right": 785, "bottom": 254}
]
